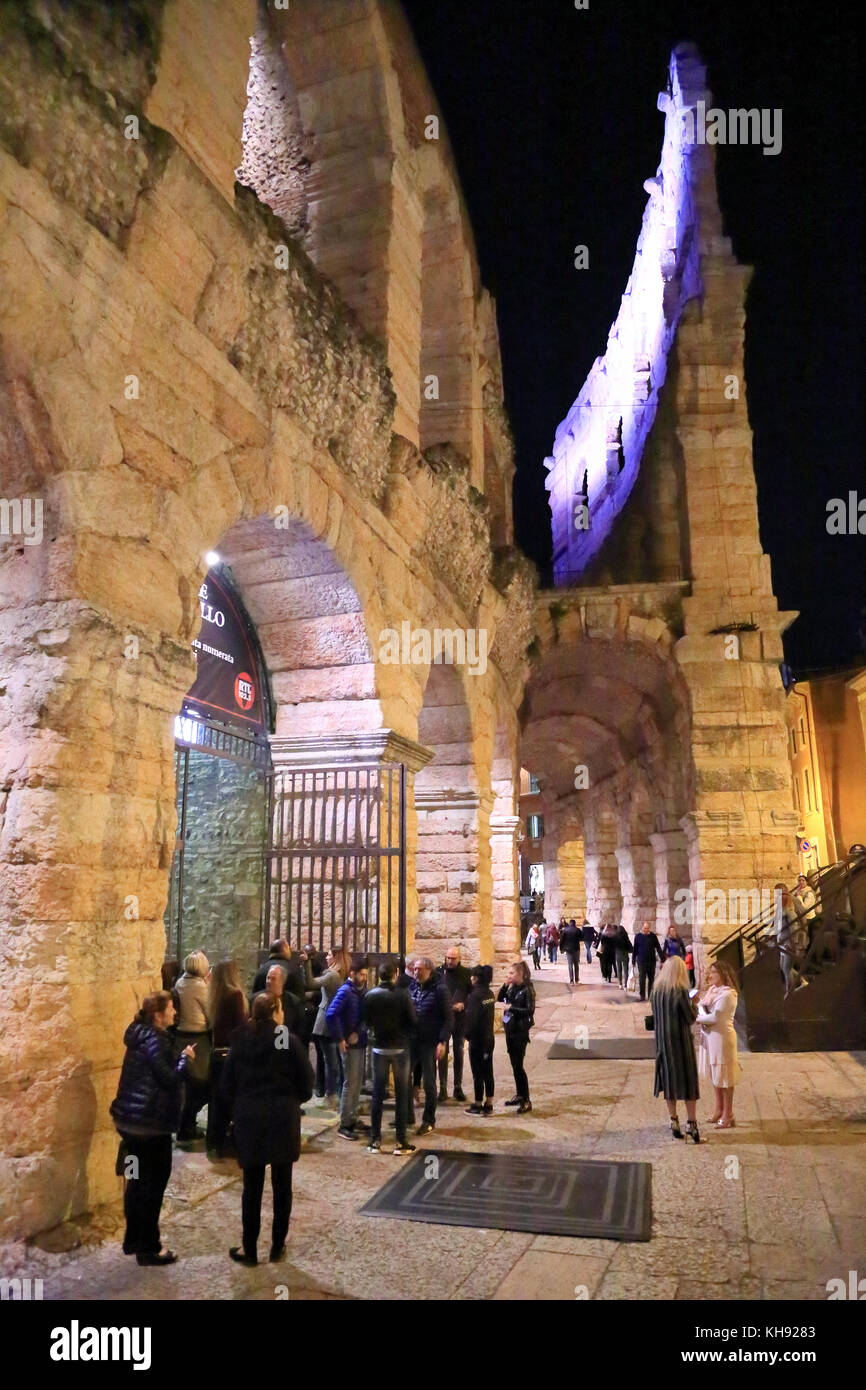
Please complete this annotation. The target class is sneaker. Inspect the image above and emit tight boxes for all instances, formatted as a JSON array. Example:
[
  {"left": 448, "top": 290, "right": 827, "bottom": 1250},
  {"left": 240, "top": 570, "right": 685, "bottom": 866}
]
[
  {"left": 464, "top": 1103, "right": 483, "bottom": 1115},
  {"left": 393, "top": 1144, "right": 417, "bottom": 1156},
  {"left": 482, "top": 1102, "right": 494, "bottom": 1115},
  {"left": 416, "top": 1122, "right": 435, "bottom": 1136},
  {"left": 365, "top": 1140, "right": 381, "bottom": 1152},
  {"left": 504, "top": 1096, "right": 521, "bottom": 1107},
  {"left": 453, "top": 1088, "right": 466, "bottom": 1103},
  {"left": 337, "top": 1127, "right": 357, "bottom": 1141},
  {"left": 228, "top": 1247, "right": 256, "bottom": 1267}
]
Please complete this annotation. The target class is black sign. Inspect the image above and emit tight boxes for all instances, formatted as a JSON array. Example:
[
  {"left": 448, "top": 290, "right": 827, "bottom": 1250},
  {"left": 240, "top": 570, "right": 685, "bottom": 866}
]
[{"left": 182, "top": 569, "right": 266, "bottom": 731}]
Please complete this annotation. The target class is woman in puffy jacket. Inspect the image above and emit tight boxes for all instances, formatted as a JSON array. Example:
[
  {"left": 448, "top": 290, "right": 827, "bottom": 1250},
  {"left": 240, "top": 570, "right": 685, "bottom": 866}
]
[
  {"left": 496, "top": 961, "right": 536, "bottom": 1114},
  {"left": 110, "top": 990, "right": 195, "bottom": 1266},
  {"left": 308, "top": 946, "right": 351, "bottom": 1109}
]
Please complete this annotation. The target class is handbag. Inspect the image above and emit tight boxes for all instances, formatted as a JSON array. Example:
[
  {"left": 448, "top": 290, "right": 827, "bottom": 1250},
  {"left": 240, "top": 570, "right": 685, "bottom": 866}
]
[
  {"left": 644, "top": 1014, "right": 654, "bottom": 1031},
  {"left": 626, "top": 966, "right": 638, "bottom": 992}
]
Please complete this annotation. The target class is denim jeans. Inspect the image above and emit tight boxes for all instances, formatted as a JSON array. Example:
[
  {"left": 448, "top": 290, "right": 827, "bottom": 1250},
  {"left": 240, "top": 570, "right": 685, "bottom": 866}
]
[
  {"left": 614, "top": 949, "right": 630, "bottom": 985},
  {"left": 371, "top": 1048, "right": 410, "bottom": 1146},
  {"left": 408, "top": 1043, "right": 439, "bottom": 1126},
  {"left": 565, "top": 950, "right": 580, "bottom": 984},
  {"left": 314, "top": 1037, "right": 342, "bottom": 1097},
  {"left": 585, "top": 943, "right": 592, "bottom": 964},
  {"left": 339, "top": 1046, "right": 364, "bottom": 1128},
  {"left": 549, "top": 945, "right": 558, "bottom": 964}
]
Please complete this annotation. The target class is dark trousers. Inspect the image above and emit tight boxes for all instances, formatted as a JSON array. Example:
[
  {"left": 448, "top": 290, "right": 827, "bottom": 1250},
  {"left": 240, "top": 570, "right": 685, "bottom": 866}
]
[
  {"left": 409, "top": 1043, "right": 439, "bottom": 1126},
  {"left": 469, "top": 1042, "right": 494, "bottom": 1103},
  {"left": 119, "top": 1132, "right": 173, "bottom": 1255},
  {"left": 437, "top": 1030, "right": 465, "bottom": 1093},
  {"left": 371, "top": 1048, "right": 410, "bottom": 1146},
  {"left": 241, "top": 1162, "right": 293, "bottom": 1258},
  {"left": 549, "top": 945, "right": 558, "bottom": 964},
  {"left": 614, "top": 949, "right": 629, "bottom": 985},
  {"left": 313, "top": 1037, "right": 342, "bottom": 1096},
  {"left": 505, "top": 1032, "right": 530, "bottom": 1102},
  {"left": 206, "top": 1051, "right": 231, "bottom": 1151},
  {"left": 565, "top": 950, "right": 580, "bottom": 983},
  {"left": 531, "top": 948, "right": 540, "bottom": 971},
  {"left": 585, "top": 943, "right": 592, "bottom": 964},
  {"left": 638, "top": 959, "right": 656, "bottom": 1001}
]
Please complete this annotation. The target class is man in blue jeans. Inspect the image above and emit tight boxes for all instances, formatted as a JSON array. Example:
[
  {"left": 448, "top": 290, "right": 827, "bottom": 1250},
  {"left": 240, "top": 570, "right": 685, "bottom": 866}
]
[
  {"left": 363, "top": 962, "right": 417, "bottom": 1155},
  {"left": 408, "top": 957, "right": 453, "bottom": 1135},
  {"left": 326, "top": 958, "right": 368, "bottom": 1140}
]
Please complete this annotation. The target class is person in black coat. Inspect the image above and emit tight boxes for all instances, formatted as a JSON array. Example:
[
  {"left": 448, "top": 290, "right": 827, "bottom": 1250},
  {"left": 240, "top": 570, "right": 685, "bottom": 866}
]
[
  {"left": 221, "top": 992, "right": 314, "bottom": 1266},
  {"left": 652, "top": 956, "right": 700, "bottom": 1142},
  {"left": 632, "top": 921, "right": 665, "bottom": 1001},
  {"left": 464, "top": 965, "right": 496, "bottom": 1114},
  {"left": 110, "top": 990, "right": 195, "bottom": 1266},
  {"left": 559, "top": 919, "right": 582, "bottom": 986},
  {"left": 580, "top": 920, "right": 595, "bottom": 965},
  {"left": 436, "top": 947, "right": 473, "bottom": 1102},
  {"left": 363, "top": 962, "right": 417, "bottom": 1153},
  {"left": 496, "top": 961, "right": 535, "bottom": 1113}
]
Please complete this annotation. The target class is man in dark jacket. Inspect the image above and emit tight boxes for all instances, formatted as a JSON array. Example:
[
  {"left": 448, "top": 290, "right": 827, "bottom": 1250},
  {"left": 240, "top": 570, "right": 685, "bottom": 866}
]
[
  {"left": 632, "top": 921, "right": 664, "bottom": 1001},
  {"left": 408, "top": 957, "right": 453, "bottom": 1134},
  {"left": 253, "top": 940, "right": 306, "bottom": 1012},
  {"left": 581, "top": 919, "right": 596, "bottom": 964},
  {"left": 363, "top": 962, "right": 417, "bottom": 1154},
  {"left": 436, "top": 946, "right": 472, "bottom": 1103},
  {"left": 326, "top": 959, "right": 368, "bottom": 1139},
  {"left": 464, "top": 965, "right": 496, "bottom": 1114},
  {"left": 559, "top": 919, "right": 582, "bottom": 986}
]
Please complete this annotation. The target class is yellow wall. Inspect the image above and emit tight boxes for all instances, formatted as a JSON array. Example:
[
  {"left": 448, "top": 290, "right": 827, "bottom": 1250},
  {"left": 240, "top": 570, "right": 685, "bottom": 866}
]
[{"left": 786, "top": 668, "right": 866, "bottom": 871}]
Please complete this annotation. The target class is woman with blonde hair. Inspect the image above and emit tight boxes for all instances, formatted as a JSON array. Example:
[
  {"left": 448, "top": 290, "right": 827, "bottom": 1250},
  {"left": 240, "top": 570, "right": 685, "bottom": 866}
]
[
  {"left": 697, "top": 958, "right": 741, "bottom": 1128},
  {"left": 206, "top": 960, "right": 249, "bottom": 1154},
  {"left": 309, "top": 945, "right": 351, "bottom": 1108},
  {"left": 651, "top": 955, "right": 700, "bottom": 1143},
  {"left": 175, "top": 950, "right": 212, "bottom": 1142}
]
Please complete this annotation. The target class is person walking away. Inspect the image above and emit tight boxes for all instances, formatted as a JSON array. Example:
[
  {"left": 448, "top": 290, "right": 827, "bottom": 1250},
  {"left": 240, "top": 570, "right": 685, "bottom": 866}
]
[
  {"left": 207, "top": 960, "right": 248, "bottom": 1155},
  {"left": 685, "top": 944, "right": 696, "bottom": 989},
  {"left": 524, "top": 921, "right": 541, "bottom": 971},
  {"left": 175, "top": 950, "right": 212, "bottom": 1143},
  {"left": 496, "top": 961, "right": 535, "bottom": 1114},
  {"left": 662, "top": 925, "right": 687, "bottom": 961},
  {"left": 464, "top": 965, "right": 496, "bottom": 1115},
  {"left": 581, "top": 919, "right": 595, "bottom": 965},
  {"left": 326, "top": 957, "right": 369, "bottom": 1140},
  {"left": 652, "top": 956, "right": 700, "bottom": 1143},
  {"left": 437, "top": 946, "right": 472, "bottom": 1103},
  {"left": 110, "top": 990, "right": 195, "bottom": 1265},
  {"left": 632, "top": 921, "right": 664, "bottom": 1002},
  {"left": 696, "top": 959, "right": 740, "bottom": 1128},
  {"left": 614, "top": 924, "right": 632, "bottom": 988},
  {"left": 222, "top": 992, "right": 313, "bottom": 1265},
  {"left": 598, "top": 923, "right": 618, "bottom": 982},
  {"left": 409, "top": 957, "right": 453, "bottom": 1135},
  {"left": 546, "top": 921, "right": 560, "bottom": 965},
  {"left": 363, "top": 961, "right": 417, "bottom": 1155},
  {"left": 309, "top": 946, "right": 350, "bottom": 1109},
  {"left": 773, "top": 883, "right": 800, "bottom": 998},
  {"left": 559, "top": 918, "right": 582, "bottom": 987}
]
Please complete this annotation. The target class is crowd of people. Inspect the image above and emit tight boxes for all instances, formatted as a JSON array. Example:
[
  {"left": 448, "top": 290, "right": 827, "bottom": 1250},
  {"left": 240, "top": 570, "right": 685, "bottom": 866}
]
[
  {"left": 524, "top": 917, "right": 694, "bottom": 999},
  {"left": 110, "top": 942, "right": 537, "bottom": 1267}
]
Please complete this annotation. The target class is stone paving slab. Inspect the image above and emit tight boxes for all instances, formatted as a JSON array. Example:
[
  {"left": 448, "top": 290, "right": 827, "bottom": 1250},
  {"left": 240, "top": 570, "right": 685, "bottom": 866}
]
[{"left": 7, "top": 955, "right": 866, "bottom": 1301}]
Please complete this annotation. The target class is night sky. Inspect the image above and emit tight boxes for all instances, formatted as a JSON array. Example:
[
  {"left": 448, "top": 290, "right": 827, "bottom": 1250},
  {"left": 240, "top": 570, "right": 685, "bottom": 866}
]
[{"left": 402, "top": 0, "right": 865, "bottom": 673}]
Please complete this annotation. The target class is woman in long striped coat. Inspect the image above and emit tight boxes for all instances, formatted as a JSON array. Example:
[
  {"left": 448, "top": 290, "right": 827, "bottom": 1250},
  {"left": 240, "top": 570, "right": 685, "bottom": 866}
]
[{"left": 651, "top": 956, "right": 700, "bottom": 1143}]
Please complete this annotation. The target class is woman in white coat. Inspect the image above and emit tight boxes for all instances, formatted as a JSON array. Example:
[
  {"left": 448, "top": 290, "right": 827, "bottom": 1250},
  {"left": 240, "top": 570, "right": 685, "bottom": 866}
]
[{"left": 697, "top": 959, "right": 741, "bottom": 1129}]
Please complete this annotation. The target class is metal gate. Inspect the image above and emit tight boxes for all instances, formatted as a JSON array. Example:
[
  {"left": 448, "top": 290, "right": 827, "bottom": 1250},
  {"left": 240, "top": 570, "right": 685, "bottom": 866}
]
[{"left": 264, "top": 762, "right": 406, "bottom": 963}]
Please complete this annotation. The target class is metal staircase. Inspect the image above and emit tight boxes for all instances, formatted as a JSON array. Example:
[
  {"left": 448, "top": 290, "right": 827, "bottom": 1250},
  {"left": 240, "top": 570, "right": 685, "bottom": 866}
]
[{"left": 710, "top": 849, "right": 866, "bottom": 1051}]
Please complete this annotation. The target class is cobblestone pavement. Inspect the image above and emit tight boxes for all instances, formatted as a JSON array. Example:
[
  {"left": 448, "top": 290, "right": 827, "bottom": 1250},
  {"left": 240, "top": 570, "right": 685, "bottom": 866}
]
[{"left": 7, "top": 952, "right": 866, "bottom": 1301}]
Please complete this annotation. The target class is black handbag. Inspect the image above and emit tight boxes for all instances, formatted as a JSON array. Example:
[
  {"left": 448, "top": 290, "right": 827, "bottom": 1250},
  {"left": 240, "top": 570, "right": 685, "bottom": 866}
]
[{"left": 644, "top": 1014, "right": 654, "bottom": 1030}]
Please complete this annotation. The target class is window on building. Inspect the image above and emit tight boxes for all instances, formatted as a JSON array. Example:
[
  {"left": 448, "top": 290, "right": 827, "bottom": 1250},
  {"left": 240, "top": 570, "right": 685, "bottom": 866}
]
[
  {"left": 527, "top": 814, "right": 544, "bottom": 840},
  {"left": 529, "top": 774, "right": 540, "bottom": 794},
  {"left": 803, "top": 769, "right": 812, "bottom": 812},
  {"left": 799, "top": 716, "right": 806, "bottom": 746},
  {"left": 529, "top": 863, "right": 545, "bottom": 897},
  {"left": 790, "top": 726, "right": 797, "bottom": 754},
  {"left": 792, "top": 775, "right": 800, "bottom": 814}
]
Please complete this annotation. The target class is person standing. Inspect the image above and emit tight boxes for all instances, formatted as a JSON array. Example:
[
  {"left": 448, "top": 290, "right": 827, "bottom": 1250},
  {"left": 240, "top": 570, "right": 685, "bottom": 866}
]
[
  {"left": 409, "top": 957, "right": 453, "bottom": 1135},
  {"left": 696, "top": 960, "right": 740, "bottom": 1129},
  {"left": 581, "top": 919, "right": 595, "bottom": 965},
  {"left": 662, "top": 925, "right": 687, "bottom": 961},
  {"left": 437, "top": 946, "right": 472, "bottom": 1103},
  {"left": 263, "top": 962, "right": 300, "bottom": 1035},
  {"left": 774, "top": 883, "right": 800, "bottom": 998},
  {"left": 546, "top": 921, "right": 560, "bottom": 965},
  {"left": 524, "top": 922, "right": 541, "bottom": 971},
  {"left": 175, "top": 950, "right": 212, "bottom": 1143},
  {"left": 632, "top": 921, "right": 664, "bottom": 1002},
  {"left": 110, "top": 991, "right": 195, "bottom": 1265},
  {"left": 326, "top": 958, "right": 369, "bottom": 1140},
  {"left": 559, "top": 917, "right": 582, "bottom": 987},
  {"left": 793, "top": 873, "right": 819, "bottom": 952},
  {"left": 464, "top": 965, "right": 496, "bottom": 1115},
  {"left": 309, "top": 946, "right": 350, "bottom": 1109},
  {"left": 222, "top": 992, "right": 313, "bottom": 1266},
  {"left": 614, "top": 924, "right": 632, "bottom": 989},
  {"left": 598, "top": 923, "right": 618, "bottom": 982},
  {"left": 206, "top": 960, "right": 248, "bottom": 1155},
  {"left": 652, "top": 956, "right": 700, "bottom": 1143},
  {"left": 363, "top": 961, "right": 417, "bottom": 1155},
  {"left": 496, "top": 961, "right": 535, "bottom": 1114},
  {"left": 685, "top": 944, "right": 696, "bottom": 989}
]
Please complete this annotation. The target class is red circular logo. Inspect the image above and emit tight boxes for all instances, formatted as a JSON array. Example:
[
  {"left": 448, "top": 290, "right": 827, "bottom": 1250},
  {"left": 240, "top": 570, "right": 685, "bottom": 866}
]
[{"left": 234, "top": 672, "right": 255, "bottom": 711}]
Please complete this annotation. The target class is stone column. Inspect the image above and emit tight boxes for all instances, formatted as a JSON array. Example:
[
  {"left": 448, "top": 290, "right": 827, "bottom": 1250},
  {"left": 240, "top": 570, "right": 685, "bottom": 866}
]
[
  {"left": 651, "top": 827, "right": 691, "bottom": 934},
  {"left": 414, "top": 789, "right": 494, "bottom": 965},
  {"left": 583, "top": 815, "right": 622, "bottom": 926},
  {"left": 490, "top": 813, "right": 521, "bottom": 968},
  {"left": 615, "top": 843, "right": 656, "bottom": 931}
]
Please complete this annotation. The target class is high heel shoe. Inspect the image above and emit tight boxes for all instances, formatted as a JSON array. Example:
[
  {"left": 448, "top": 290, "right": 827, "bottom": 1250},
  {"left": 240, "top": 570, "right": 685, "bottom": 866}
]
[
  {"left": 716, "top": 1117, "right": 736, "bottom": 1129},
  {"left": 685, "top": 1120, "right": 701, "bottom": 1144},
  {"left": 708, "top": 1112, "right": 723, "bottom": 1125},
  {"left": 670, "top": 1116, "right": 684, "bottom": 1139}
]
